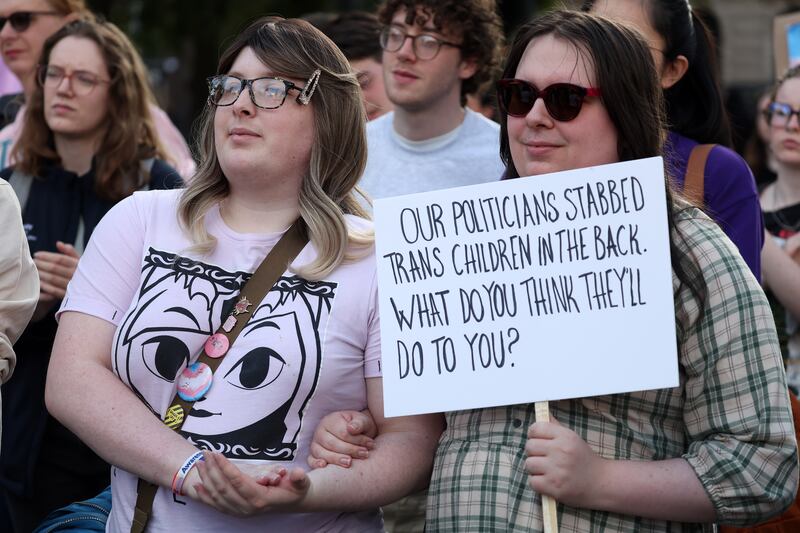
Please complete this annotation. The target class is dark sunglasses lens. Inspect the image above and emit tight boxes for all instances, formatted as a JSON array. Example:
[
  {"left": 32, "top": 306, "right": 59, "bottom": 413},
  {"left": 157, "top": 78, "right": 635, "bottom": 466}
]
[
  {"left": 5, "top": 12, "right": 33, "bottom": 32},
  {"left": 501, "top": 81, "right": 537, "bottom": 117},
  {"left": 545, "top": 85, "right": 585, "bottom": 121}
]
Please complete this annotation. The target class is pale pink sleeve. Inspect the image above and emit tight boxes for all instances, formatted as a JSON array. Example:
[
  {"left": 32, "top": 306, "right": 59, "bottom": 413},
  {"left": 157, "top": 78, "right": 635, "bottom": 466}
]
[
  {"left": 149, "top": 103, "right": 196, "bottom": 180},
  {"left": 58, "top": 193, "right": 148, "bottom": 326},
  {"left": 364, "top": 265, "right": 382, "bottom": 378}
]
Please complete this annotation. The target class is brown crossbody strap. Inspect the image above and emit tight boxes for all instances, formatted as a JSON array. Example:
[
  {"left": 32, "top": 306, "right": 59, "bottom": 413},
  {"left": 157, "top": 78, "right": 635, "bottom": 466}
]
[
  {"left": 682, "top": 143, "right": 714, "bottom": 208},
  {"left": 130, "top": 218, "right": 308, "bottom": 533}
]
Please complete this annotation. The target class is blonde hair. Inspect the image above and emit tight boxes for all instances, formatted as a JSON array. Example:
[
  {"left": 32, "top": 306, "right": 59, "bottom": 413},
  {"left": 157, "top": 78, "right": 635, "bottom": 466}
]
[
  {"left": 15, "top": 19, "right": 166, "bottom": 201},
  {"left": 179, "top": 16, "right": 372, "bottom": 280}
]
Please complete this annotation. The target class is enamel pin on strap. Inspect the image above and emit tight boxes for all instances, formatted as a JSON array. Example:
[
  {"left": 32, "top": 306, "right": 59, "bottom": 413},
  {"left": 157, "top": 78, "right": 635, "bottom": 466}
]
[
  {"left": 168, "top": 221, "right": 306, "bottom": 412},
  {"left": 222, "top": 296, "right": 252, "bottom": 333}
]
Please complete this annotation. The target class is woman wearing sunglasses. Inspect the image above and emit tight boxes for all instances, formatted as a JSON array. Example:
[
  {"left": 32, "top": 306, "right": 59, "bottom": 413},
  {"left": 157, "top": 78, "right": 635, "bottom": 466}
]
[
  {"left": 45, "top": 16, "right": 441, "bottom": 532},
  {"left": 582, "top": 0, "right": 763, "bottom": 282},
  {"left": 308, "top": 10, "right": 796, "bottom": 531},
  {"left": 0, "top": 19, "right": 182, "bottom": 532},
  {"left": 0, "top": 0, "right": 195, "bottom": 177}
]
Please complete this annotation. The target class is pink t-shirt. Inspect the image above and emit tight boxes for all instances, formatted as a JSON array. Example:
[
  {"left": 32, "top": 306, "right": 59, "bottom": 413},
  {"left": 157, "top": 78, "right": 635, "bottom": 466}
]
[{"left": 59, "top": 189, "right": 383, "bottom": 532}]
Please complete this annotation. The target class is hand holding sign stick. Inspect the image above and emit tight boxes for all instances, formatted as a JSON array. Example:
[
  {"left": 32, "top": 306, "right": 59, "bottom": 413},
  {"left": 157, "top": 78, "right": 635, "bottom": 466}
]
[{"left": 535, "top": 401, "right": 559, "bottom": 533}]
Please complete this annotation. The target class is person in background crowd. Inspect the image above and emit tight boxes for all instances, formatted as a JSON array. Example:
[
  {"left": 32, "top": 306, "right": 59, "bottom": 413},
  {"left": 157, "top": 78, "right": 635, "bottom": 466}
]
[
  {"left": 0, "top": 19, "right": 181, "bottom": 532},
  {"left": 310, "top": 9, "right": 797, "bottom": 531},
  {"left": 322, "top": 1, "right": 504, "bottom": 530},
  {"left": 0, "top": 0, "right": 195, "bottom": 177},
  {"left": 0, "top": 178, "right": 36, "bottom": 533},
  {"left": 312, "top": 11, "right": 394, "bottom": 121},
  {"left": 760, "top": 65, "right": 800, "bottom": 393},
  {"left": 0, "top": 181, "right": 37, "bottom": 447},
  {"left": 0, "top": 59, "right": 22, "bottom": 123},
  {"left": 357, "top": 0, "right": 505, "bottom": 203},
  {"left": 745, "top": 89, "right": 778, "bottom": 187},
  {"left": 583, "top": 0, "right": 764, "bottom": 280},
  {"left": 45, "top": 16, "right": 441, "bottom": 532}
]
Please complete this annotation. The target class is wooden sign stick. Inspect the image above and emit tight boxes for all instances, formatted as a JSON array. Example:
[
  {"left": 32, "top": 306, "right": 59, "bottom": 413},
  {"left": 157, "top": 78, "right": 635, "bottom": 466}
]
[{"left": 535, "top": 401, "right": 559, "bottom": 533}]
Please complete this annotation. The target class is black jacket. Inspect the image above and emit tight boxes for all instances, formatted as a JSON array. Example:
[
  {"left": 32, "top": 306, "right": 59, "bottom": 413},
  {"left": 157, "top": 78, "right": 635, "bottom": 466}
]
[{"left": 0, "top": 159, "right": 180, "bottom": 497}]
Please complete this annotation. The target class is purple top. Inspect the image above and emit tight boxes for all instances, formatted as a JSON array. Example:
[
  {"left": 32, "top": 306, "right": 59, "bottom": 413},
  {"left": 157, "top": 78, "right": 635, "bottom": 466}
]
[{"left": 665, "top": 131, "right": 763, "bottom": 280}]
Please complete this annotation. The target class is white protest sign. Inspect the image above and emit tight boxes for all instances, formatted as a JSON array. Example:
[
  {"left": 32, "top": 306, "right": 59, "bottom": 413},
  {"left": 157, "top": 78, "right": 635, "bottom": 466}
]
[{"left": 374, "top": 157, "right": 678, "bottom": 417}]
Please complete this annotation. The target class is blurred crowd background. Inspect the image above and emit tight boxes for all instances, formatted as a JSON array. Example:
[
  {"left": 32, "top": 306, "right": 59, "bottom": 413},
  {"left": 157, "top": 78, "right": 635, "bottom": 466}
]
[{"left": 60, "top": 0, "right": 800, "bottom": 173}]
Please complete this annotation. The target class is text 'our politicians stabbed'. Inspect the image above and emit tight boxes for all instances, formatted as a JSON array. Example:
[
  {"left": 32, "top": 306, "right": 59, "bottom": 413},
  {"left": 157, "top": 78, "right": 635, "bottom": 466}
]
[{"left": 383, "top": 177, "right": 647, "bottom": 285}]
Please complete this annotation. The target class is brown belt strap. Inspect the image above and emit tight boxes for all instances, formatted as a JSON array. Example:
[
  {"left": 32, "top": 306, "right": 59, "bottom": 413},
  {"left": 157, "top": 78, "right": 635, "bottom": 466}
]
[
  {"left": 130, "top": 218, "right": 308, "bottom": 533},
  {"left": 683, "top": 143, "right": 714, "bottom": 208}
]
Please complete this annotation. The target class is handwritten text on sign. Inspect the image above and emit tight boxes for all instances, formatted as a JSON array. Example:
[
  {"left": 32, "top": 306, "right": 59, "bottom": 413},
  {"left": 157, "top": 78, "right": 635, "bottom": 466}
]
[{"left": 374, "top": 158, "right": 678, "bottom": 417}]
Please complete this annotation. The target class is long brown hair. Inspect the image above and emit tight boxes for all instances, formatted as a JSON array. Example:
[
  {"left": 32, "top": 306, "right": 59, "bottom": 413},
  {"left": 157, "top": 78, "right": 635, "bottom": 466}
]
[
  {"left": 14, "top": 19, "right": 165, "bottom": 201},
  {"left": 179, "top": 16, "right": 371, "bottom": 280}
]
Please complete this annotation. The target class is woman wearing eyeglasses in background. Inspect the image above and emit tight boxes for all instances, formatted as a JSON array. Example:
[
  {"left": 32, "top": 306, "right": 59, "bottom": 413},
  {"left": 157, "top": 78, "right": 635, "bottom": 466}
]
[
  {"left": 761, "top": 66, "right": 800, "bottom": 395},
  {"left": 0, "top": 0, "right": 195, "bottom": 176},
  {"left": 44, "top": 16, "right": 441, "bottom": 532},
  {"left": 308, "top": 10, "right": 797, "bottom": 531},
  {"left": 581, "top": 0, "right": 763, "bottom": 282},
  {"left": 0, "top": 19, "right": 181, "bottom": 532}
]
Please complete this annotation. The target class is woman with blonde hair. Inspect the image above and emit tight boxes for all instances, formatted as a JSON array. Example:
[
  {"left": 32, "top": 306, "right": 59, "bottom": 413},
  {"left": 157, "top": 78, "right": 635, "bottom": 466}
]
[
  {"left": 45, "top": 16, "right": 441, "bottom": 532},
  {"left": 0, "top": 18, "right": 180, "bottom": 531}
]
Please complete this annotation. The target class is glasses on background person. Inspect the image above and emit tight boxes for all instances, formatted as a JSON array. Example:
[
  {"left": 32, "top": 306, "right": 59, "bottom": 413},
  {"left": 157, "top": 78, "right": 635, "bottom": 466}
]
[
  {"left": 379, "top": 25, "right": 461, "bottom": 60},
  {"left": 496, "top": 79, "right": 601, "bottom": 122},
  {"left": 0, "top": 11, "right": 61, "bottom": 33},
  {"left": 37, "top": 65, "right": 111, "bottom": 96},
  {"left": 767, "top": 101, "right": 800, "bottom": 130},
  {"left": 207, "top": 70, "right": 321, "bottom": 110}
]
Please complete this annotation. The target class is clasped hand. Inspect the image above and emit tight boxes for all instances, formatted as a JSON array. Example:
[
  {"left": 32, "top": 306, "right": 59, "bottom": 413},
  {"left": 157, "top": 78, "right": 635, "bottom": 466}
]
[
  {"left": 185, "top": 452, "right": 311, "bottom": 516},
  {"left": 33, "top": 241, "right": 80, "bottom": 320}
]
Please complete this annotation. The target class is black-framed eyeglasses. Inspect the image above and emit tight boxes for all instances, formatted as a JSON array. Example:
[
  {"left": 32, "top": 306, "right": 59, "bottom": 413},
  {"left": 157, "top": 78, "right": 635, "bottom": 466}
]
[
  {"left": 0, "top": 10, "right": 61, "bottom": 33},
  {"left": 496, "top": 79, "right": 601, "bottom": 122},
  {"left": 379, "top": 25, "right": 461, "bottom": 60},
  {"left": 37, "top": 65, "right": 111, "bottom": 96},
  {"left": 767, "top": 101, "right": 800, "bottom": 129},
  {"left": 207, "top": 69, "right": 321, "bottom": 110}
]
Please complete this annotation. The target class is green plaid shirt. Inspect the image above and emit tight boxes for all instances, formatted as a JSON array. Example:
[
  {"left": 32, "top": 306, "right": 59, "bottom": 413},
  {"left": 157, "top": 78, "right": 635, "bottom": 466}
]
[{"left": 427, "top": 208, "right": 798, "bottom": 532}]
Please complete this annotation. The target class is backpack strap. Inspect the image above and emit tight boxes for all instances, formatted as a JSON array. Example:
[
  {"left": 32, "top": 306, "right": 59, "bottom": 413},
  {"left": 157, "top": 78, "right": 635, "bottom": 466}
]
[
  {"left": 8, "top": 169, "right": 33, "bottom": 215},
  {"left": 683, "top": 144, "right": 714, "bottom": 208}
]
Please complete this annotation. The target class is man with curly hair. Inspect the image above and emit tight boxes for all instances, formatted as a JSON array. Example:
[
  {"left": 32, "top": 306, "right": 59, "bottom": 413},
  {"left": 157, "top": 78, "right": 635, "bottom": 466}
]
[{"left": 358, "top": 0, "right": 505, "bottom": 202}]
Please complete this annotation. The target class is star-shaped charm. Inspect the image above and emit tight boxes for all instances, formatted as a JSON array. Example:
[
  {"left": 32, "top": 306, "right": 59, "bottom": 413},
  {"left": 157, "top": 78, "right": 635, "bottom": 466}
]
[{"left": 234, "top": 296, "right": 252, "bottom": 315}]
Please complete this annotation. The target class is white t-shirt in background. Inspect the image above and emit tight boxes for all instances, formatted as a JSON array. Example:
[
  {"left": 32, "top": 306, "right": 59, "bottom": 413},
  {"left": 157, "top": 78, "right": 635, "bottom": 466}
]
[{"left": 359, "top": 108, "right": 504, "bottom": 200}]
